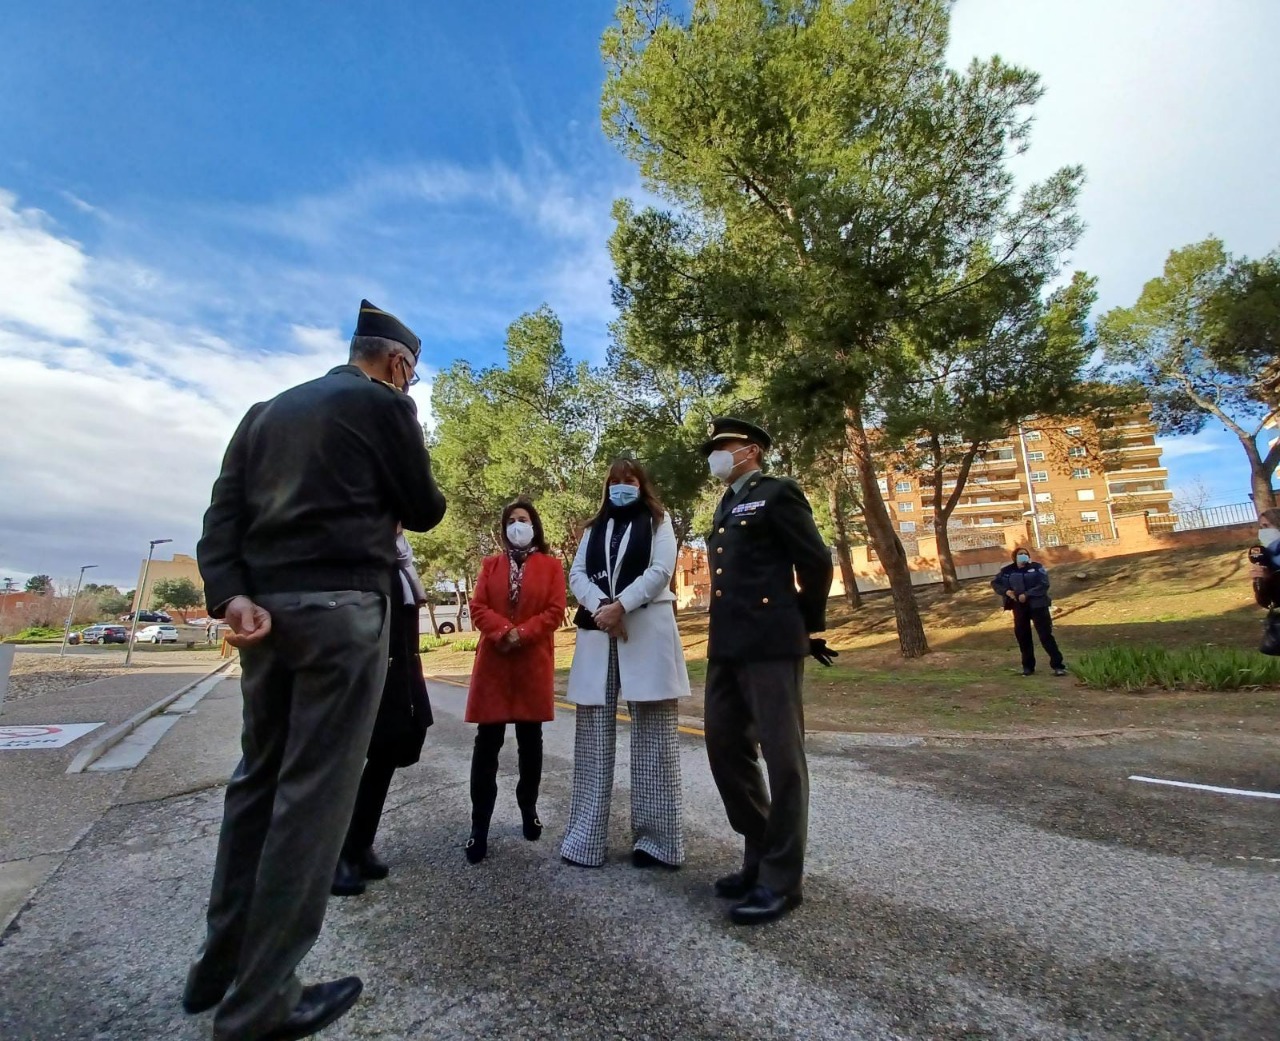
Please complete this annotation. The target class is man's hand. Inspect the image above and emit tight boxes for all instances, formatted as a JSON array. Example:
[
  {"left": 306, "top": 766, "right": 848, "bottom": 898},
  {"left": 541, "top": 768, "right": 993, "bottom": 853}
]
[
  {"left": 809, "top": 638, "right": 838, "bottom": 667},
  {"left": 223, "top": 596, "right": 272, "bottom": 648},
  {"left": 1250, "top": 564, "right": 1271, "bottom": 580},
  {"left": 1005, "top": 589, "right": 1017, "bottom": 600},
  {"left": 1018, "top": 593, "right": 1028, "bottom": 603}
]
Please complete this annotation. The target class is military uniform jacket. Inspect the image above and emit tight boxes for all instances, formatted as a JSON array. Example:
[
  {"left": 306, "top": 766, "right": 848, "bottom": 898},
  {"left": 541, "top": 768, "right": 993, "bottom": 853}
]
[{"left": 706, "top": 473, "right": 833, "bottom": 661}]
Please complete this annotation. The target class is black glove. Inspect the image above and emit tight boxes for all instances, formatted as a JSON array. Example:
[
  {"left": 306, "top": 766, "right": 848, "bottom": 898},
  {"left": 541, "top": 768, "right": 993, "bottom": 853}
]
[{"left": 809, "top": 638, "right": 838, "bottom": 667}]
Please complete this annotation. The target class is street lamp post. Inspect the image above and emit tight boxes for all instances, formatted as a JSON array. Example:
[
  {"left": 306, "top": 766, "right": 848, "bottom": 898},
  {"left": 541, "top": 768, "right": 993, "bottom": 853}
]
[
  {"left": 59, "top": 564, "right": 98, "bottom": 658},
  {"left": 125, "top": 538, "right": 172, "bottom": 666}
]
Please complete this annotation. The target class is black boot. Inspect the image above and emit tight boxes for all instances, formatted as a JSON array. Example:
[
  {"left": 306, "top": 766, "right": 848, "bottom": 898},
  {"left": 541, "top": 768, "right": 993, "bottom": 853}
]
[
  {"left": 467, "top": 725, "right": 503, "bottom": 865},
  {"left": 464, "top": 830, "right": 488, "bottom": 864},
  {"left": 514, "top": 722, "right": 543, "bottom": 841},
  {"left": 352, "top": 847, "right": 389, "bottom": 880},
  {"left": 330, "top": 857, "right": 366, "bottom": 897},
  {"left": 520, "top": 805, "right": 543, "bottom": 841}
]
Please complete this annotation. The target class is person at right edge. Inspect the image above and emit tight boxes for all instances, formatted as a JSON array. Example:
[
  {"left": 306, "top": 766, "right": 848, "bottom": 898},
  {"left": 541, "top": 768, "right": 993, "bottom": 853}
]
[
  {"left": 701, "top": 417, "right": 835, "bottom": 926},
  {"left": 185, "top": 299, "right": 446, "bottom": 1041},
  {"left": 991, "top": 546, "right": 1067, "bottom": 677}
]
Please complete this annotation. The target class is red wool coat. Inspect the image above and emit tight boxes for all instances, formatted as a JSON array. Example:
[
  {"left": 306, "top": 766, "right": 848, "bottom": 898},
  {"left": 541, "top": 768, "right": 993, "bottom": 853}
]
[{"left": 464, "top": 551, "right": 566, "bottom": 724}]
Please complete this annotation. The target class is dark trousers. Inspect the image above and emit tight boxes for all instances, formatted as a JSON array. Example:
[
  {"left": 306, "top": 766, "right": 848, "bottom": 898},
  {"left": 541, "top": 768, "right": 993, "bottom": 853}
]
[
  {"left": 703, "top": 657, "right": 808, "bottom": 896},
  {"left": 343, "top": 756, "right": 399, "bottom": 857},
  {"left": 1012, "top": 604, "right": 1064, "bottom": 671},
  {"left": 186, "top": 590, "right": 389, "bottom": 1041},
  {"left": 469, "top": 722, "right": 542, "bottom": 832}
]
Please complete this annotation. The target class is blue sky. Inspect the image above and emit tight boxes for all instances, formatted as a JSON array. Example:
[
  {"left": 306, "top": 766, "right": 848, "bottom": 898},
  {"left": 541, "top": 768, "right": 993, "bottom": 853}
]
[{"left": 0, "top": 0, "right": 1276, "bottom": 589}]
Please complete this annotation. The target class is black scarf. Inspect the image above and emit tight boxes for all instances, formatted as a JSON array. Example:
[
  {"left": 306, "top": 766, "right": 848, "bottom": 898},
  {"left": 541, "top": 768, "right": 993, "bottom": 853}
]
[{"left": 575, "top": 500, "right": 654, "bottom": 630}]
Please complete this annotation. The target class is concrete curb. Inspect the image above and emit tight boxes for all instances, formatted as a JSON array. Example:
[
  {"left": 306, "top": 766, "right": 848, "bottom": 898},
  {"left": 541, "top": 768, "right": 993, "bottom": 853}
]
[{"left": 65, "top": 660, "right": 236, "bottom": 775}]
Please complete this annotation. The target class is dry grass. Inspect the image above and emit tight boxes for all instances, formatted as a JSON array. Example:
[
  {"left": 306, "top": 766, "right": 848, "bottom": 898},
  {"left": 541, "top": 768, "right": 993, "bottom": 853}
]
[{"left": 423, "top": 542, "right": 1280, "bottom": 736}]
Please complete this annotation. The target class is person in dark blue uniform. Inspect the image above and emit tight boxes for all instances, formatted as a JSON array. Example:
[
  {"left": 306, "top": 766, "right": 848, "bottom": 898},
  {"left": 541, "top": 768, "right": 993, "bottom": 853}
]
[
  {"left": 700, "top": 417, "right": 835, "bottom": 925},
  {"left": 991, "top": 547, "right": 1067, "bottom": 676}
]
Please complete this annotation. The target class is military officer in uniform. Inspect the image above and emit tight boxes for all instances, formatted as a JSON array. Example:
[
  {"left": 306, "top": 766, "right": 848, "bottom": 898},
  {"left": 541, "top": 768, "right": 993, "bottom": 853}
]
[
  {"left": 185, "top": 300, "right": 446, "bottom": 1041},
  {"left": 701, "top": 417, "right": 835, "bottom": 925}
]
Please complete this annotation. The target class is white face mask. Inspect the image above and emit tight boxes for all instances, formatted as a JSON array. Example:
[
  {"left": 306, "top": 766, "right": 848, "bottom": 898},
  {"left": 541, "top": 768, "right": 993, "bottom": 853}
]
[
  {"left": 1260, "top": 527, "right": 1279, "bottom": 547},
  {"left": 506, "top": 521, "right": 534, "bottom": 549},
  {"left": 708, "top": 447, "right": 749, "bottom": 482}
]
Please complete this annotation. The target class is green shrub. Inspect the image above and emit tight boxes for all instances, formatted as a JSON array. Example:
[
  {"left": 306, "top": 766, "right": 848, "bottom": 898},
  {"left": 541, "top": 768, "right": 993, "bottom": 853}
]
[
  {"left": 3, "top": 626, "right": 66, "bottom": 643},
  {"left": 453, "top": 637, "right": 480, "bottom": 653},
  {"left": 1073, "top": 645, "right": 1280, "bottom": 691},
  {"left": 418, "top": 634, "right": 447, "bottom": 653}
]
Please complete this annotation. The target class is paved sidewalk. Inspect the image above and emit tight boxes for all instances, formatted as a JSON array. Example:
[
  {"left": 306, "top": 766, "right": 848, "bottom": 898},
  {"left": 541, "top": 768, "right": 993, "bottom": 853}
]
[{"left": 0, "top": 664, "right": 218, "bottom": 929}]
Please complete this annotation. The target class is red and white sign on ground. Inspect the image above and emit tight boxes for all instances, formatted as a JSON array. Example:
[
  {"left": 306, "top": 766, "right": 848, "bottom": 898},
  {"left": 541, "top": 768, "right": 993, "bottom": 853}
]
[{"left": 0, "top": 723, "right": 104, "bottom": 750}]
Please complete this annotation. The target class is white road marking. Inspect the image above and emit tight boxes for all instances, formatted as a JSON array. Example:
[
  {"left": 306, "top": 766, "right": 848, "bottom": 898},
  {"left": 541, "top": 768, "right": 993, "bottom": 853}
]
[{"left": 1128, "top": 775, "right": 1280, "bottom": 800}]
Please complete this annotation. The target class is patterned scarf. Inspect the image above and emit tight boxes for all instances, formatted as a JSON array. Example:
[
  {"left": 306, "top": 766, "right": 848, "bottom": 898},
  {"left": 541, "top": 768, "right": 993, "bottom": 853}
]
[{"left": 507, "top": 547, "right": 538, "bottom": 606}]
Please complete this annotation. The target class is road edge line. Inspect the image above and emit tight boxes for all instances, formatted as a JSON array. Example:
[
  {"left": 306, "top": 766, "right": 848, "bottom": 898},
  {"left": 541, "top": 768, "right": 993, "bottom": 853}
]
[{"left": 65, "top": 660, "right": 236, "bottom": 775}]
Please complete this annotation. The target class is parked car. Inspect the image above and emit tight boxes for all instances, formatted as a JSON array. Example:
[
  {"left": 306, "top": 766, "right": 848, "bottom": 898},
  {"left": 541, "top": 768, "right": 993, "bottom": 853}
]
[
  {"left": 119, "top": 610, "right": 173, "bottom": 624},
  {"left": 80, "top": 624, "right": 129, "bottom": 645},
  {"left": 135, "top": 624, "right": 179, "bottom": 644}
]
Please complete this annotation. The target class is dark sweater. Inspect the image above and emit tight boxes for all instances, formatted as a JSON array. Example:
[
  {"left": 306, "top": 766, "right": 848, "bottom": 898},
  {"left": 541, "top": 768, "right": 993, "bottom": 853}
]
[
  {"left": 198, "top": 365, "right": 447, "bottom": 614},
  {"left": 991, "top": 560, "right": 1052, "bottom": 610}
]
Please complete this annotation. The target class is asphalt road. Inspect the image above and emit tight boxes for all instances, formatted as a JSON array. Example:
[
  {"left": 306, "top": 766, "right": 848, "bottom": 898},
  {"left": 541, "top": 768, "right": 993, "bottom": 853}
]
[{"left": 0, "top": 679, "right": 1276, "bottom": 1040}]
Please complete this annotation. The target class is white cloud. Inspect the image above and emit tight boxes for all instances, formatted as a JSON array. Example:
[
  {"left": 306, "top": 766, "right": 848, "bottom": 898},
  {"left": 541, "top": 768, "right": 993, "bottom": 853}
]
[{"left": 0, "top": 189, "right": 97, "bottom": 341}]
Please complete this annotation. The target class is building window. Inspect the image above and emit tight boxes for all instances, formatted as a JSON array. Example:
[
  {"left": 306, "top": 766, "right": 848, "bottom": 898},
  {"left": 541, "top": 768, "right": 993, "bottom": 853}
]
[
  {"left": 1030, "top": 470, "right": 1049, "bottom": 483},
  {"left": 975, "top": 496, "right": 993, "bottom": 504},
  {"left": 978, "top": 517, "right": 997, "bottom": 526},
  {"left": 1071, "top": 467, "right": 1092, "bottom": 479},
  {"left": 1066, "top": 426, "right": 1082, "bottom": 437},
  {"left": 877, "top": 478, "right": 889, "bottom": 494},
  {"left": 895, "top": 480, "right": 912, "bottom": 494},
  {"left": 1080, "top": 510, "right": 1100, "bottom": 523},
  {"left": 1035, "top": 492, "right": 1053, "bottom": 503},
  {"left": 897, "top": 501, "right": 914, "bottom": 512},
  {"left": 1024, "top": 430, "right": 1042, "bottom": 441},
  {"left": 1084, "top": 532, "right": 1104, "bottom": 543},
  {"left": 1068, "top": 446, "right": 1087, "bottom": 459},
  {"left": 1077, "top": 489, "right": 1096, "bottom": 501},
  {"left": 1045, "top": 534, "right": 1061, "bottom": 546},
  {"left": 1039, "top": 512, "right": 1056, "bottom": 524},
  {"left": 1027, "top": 451, "right": 1046, "bottom": 462},
  {"left": 972, "top": 476, "right": 990, "bottom": 484},
  {"left": 899, "top": 521, "right": 917, "bottom": 533}
]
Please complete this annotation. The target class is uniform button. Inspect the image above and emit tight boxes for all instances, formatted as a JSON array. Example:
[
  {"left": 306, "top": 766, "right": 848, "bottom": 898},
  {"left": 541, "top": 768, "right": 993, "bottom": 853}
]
[
  {"left": 762, "top": 597, "right": 769, "bottom": 604},
  {"left": 715, "top": 590, "right": 722, "bottom": 598},
  {"left": 328, "top": 601, "right": 337, "bottom": 608},
  {"left": 715, "top": 568, "right": 722, "bottom": 575},
  {"left": 716, "top": 547, "right": 723, "bottom": 555},
  {"left": 717, "top": 526, "right": 725, "bottom": 534},
  {"left": 740, "top": 520, "right": 747, "bottom": 526}
]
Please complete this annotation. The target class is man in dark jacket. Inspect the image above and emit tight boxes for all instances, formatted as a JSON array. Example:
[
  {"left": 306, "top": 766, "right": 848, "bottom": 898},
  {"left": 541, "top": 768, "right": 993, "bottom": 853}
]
[
  {"left": 991, "top": 547, "right": 1066, "bottom": 676},
  {"left": 701, "top": 417, "right": 835, "bottom": 925},
  {"left": 184, "top": 300, "right": 446, "bottom": 1041}
]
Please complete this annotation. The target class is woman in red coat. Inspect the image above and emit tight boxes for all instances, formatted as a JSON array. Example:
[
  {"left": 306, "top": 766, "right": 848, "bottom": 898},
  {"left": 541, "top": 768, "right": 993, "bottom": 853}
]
[{"left": 463, "top": 497, "right": 566, "bottom": 864}]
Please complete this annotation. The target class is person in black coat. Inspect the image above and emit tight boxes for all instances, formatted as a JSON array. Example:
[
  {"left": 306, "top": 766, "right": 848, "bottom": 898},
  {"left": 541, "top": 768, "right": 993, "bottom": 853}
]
[
  {"left": 991, "top": 547, "right": 1067, "bottom": 676},
  {"left": 185, "top": 300, "right": 446, "bottom": 1041},
  {"left": 700, "top": 417, "right": 835, "bottom": 926},
  {"left": 332, "top": 531, "right": 433, "bottom": 896}
]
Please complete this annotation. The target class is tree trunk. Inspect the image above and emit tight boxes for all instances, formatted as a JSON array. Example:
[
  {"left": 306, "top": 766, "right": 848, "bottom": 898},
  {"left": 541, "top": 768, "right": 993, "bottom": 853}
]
[
  {"left": 1243, "top": 435, "right": 1277, "bottom": 510},
  {"left": 847, "top": 408, "right": 929, "bottom": 657},
  {"left": 827, "top": 478, "right": 861, "bottom": 610},
  {"left": 935, "top": 522, "right": 958, "bottom": 592},
  {"left": 425, "top": 601, "right": 439, "bottom": 637}
]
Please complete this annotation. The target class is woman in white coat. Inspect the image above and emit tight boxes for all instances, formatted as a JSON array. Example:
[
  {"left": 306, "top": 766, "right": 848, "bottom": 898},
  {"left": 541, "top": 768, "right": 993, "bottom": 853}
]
[{"left": 561, "top": 458, "right": 690, "bottom": 869}]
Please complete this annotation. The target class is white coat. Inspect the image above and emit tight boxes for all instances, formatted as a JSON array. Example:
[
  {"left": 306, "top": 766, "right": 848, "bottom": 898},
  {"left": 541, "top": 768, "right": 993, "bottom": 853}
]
[{"left": 565, "top": 512, "right": 691, "bottom": 705}]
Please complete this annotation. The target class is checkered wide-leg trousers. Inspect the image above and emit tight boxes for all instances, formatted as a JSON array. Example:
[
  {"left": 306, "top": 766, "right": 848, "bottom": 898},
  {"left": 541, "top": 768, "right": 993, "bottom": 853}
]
[{"left": 560, "top": 640, "right": 684, "bottom": 867}]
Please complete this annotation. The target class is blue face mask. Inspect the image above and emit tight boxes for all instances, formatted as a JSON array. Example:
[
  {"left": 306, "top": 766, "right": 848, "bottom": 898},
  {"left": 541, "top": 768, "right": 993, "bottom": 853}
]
[
  {"left": 1016, "top": 554, "right": 1030, "bottom": 566},
  {"left": 609, "top": 484, "right": 639, "bottom": 507}
]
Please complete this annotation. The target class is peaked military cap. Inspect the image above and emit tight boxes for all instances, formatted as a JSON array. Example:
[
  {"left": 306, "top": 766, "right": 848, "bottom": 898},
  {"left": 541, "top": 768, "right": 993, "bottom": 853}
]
[
  {"left": 701, "top": 416, "right": 772, "bottom": 456},
  {"left": 355, "top": 299, "right": 421, "bottom": 359}
]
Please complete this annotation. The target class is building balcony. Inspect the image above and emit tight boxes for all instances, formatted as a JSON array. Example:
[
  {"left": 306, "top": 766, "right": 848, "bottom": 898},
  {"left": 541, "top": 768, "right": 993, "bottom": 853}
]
[
  {"left": 1110, "top": 487, "right": 1174, "bottom": 501},
  {"left": 970, "top": 455, "right": 1019, "bottom": 472},
  {"left": 952, "top": 498, "right": 1025, "bottom": 513},
  {"left": 1108, "top": 463, "right": 1168, "bottom": 477}
]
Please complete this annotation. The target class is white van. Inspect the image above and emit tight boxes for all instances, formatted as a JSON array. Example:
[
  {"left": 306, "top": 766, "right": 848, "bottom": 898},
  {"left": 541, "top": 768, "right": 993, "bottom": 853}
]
[{"left": 419, "top": 603, "right": 472, "bottom": 635}]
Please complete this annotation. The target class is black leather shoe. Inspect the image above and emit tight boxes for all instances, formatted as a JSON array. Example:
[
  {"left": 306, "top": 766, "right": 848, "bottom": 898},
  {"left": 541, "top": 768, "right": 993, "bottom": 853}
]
[
  {"left": 353, "top": 847, "right": 389, "bottom": 880},
  {"left": 261, "top": 976, "right": 363, "bottom": 1041},
  {"left": 464, "top": 833, "right": 487, "bottom": 864},
  {"left": 632, "top": 848, "right": 680, "bottom": 870},
  {"left": 729, "top": 885, "right": 803, "bottom": 925},
  {"left": 713, "top": 869, "right": 758, "bottom": 899},
  {"left": 181, "top": 983, "right": 226, "bottom": 1015},
  {"left": 330, "top": 858, "right": 366, "bottom": 897}
]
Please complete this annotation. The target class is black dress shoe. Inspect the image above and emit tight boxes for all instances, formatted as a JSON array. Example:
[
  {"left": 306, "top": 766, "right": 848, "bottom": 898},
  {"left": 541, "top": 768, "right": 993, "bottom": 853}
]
[
  {"left": 632, "top": 848, "right": 680, "bottom": 870},
  {"left": 261, "top": 976, "right": 363, "bottom": 1041},
  {"left": 713, "top": 870, "right": 758, "bottom": 900},
  {"left": 729, "top": 885, "right": 803, "bottom": 925},
  {"left": 330, "top": 858, "right": 366, "bottom": 897},
  {"left": 353, "top": 847, "right": 389, "bottom": 880},
  {"left": 181, "top": 984, "right": 226, "bottom": 1015}
]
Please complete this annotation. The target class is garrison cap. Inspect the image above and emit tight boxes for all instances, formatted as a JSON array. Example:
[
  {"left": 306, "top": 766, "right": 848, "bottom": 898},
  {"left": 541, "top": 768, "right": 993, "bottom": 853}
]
[
  {"left": 701, "top": 416, "right": 772, "bottom": 456},
  {"left": 355, "top": 299, "right": 421, "bottom": 359}
]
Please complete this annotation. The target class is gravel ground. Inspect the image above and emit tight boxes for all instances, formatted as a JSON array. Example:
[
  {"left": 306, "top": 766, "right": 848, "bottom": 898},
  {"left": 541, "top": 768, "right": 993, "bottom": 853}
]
[
  {"left": 4, "top": 649, "right": 226, "bottom": 704},
  {"left": 1, "top": 681, "right": 1275, "bottom": 1041}
]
